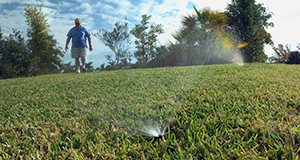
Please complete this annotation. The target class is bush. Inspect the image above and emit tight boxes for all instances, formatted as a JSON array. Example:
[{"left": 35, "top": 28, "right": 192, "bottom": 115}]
[
  {"left": 0, "top": 63, "right": 15, "bottom": 79},
  {"left": 287, "top": 51, "right": 300, "bottom": 64}
]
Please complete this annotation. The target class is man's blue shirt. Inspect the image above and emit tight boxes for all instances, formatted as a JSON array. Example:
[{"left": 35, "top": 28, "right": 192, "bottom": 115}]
[{"left": 67, "top": 26, "right": 91, "bottom": 48}]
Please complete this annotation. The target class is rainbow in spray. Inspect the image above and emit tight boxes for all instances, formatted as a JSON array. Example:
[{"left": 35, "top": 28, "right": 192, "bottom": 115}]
[{"left": 214, "top": 30, "right": 249, "bottom": 66}]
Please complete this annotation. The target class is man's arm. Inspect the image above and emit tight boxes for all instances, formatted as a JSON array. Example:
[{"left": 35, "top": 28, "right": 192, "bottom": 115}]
[
  {"left": 88, "top": 36, "right": 93, "bottom": 51},
  {"left": 65, "top": 37, "right": 71, "bottom": 51}
]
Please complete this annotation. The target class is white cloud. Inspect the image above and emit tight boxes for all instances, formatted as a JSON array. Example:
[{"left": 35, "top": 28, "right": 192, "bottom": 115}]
[
  {"left": 102, "top": 4, "right": 115, "bottom": 13},
  {"left": 144, "top": 0, "right": 193, "bottom": 44},
  {"left": 0, "top": 8, "right": 26, "bottom": 37},
  {"left": 58, "top": 1, "right": 74, "bottom": 7},
  {"left": 99, "top": 13, "right": 119, "bottom": 25},
  {"left": 72, "top": 2, "right": 94, "bottom": 15},
  {"left": 0, "top": 0, "right": 37, "bottom": 4},
  {"left": 103, "top": 0, "right": 120, "bottom": 3}
]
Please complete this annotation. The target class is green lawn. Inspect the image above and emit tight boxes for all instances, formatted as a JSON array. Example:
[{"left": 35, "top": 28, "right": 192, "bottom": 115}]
[{"left": 1, "top": 63, "right": 300, "bottom": 159}]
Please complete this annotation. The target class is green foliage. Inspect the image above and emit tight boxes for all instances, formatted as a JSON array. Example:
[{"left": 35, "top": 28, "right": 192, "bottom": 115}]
[
  {"left": 24, "top": 3, "right": 65, "bottom": 75},
  {"left": 84, "top": 62, "right": 94, "bottom": 72},
  {"left": 147, "top": 46, "right": 169, "bottom": 68},
  {"left": 288, "top": 43, "right": 300, "bottom": 64},
  {"left": 0, "top": 29, "right": 31, "bottom": 79},
  {"left": 130, "top": 14, "right": 164, "bottom": 63},
  {"left": 93, "top": 16, "right": 165, "bottom": 70},
  {"left": 1, "top": 64, "right": 300, "bottom": 159},
  {"left": 93, "top": 19, "right": 132, "bottom": 69},
  {"left": 194, "top": 7, "right": 228, "bottom": 31},
  {"left": 0, "top": 4, "right": 65, "bottom": 79},
  {"left": 0, "top": 63, "right": 15, "bottom": 79},
  {"left": 226, "top": 0, "right": 274, "bottom": 62},
  {"left": 0, "top": 26, "right": 2, "bottom": 39},
  {"left": 166, "top": 42, "right": 188, "bottom": 66},
  {"left": 95, "top": 63, "right": 106, "bottom": 71},
  {"left": 61, "top": 62, "right": 75, "bottom": 73},
  {"left": 287, "top": 51, "right": 300, "bottom": 64},
  {"left": 167, "top": 8, "right": 238, "bottom": 66}
]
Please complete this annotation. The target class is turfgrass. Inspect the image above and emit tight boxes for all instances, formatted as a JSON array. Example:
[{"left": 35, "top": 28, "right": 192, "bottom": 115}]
[{"left": 0, "top": 63, "right": 300, "bottom": 159}]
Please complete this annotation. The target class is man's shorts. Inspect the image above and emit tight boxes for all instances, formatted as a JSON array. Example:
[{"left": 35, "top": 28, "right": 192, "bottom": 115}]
[{"left": 71, "top": 47, "right": 87, "bottom": 58}]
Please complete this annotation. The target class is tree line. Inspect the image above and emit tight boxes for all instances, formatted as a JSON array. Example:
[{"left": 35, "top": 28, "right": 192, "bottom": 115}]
[{"left": 1, "top": 0, "right": 300, "bottom": 79}]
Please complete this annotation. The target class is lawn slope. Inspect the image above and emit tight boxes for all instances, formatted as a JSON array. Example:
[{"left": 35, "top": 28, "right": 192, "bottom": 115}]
[{"left": 0, "top": 63, "right": 300, "bottom": 159}]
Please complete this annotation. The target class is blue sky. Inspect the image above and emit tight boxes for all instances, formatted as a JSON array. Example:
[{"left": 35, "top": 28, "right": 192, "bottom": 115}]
[{"left": 1, "top": 0, "right": 300, "bottom": 68}]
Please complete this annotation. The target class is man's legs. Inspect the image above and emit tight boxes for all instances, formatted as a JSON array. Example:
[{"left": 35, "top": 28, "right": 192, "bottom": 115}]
[
  {"left": 81, "top": 56, "right": 86, "bottom": 72},
  {"left": 72, "top": 47, "right": 87, "bottom": 73},
  {"left": 75, "top": 57, "right": 80, "bottom": 73}
]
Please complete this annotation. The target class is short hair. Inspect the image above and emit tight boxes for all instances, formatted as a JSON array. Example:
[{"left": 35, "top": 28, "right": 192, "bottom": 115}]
[{"left": 75, "top": 18, "right": 81, "bottom": 22}]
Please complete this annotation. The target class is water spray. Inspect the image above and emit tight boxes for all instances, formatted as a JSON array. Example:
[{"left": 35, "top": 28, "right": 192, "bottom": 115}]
[
  {"left": 128, "top": 119, "right": 171, "bottom": 141},
  {"left": 92, "top": 37, "right": 248, "bottom": 140}
]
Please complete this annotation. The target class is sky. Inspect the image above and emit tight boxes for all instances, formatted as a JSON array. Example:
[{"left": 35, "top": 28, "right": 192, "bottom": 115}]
[{"left": 1, "top": 0, "right": 300, "bottom": 68}]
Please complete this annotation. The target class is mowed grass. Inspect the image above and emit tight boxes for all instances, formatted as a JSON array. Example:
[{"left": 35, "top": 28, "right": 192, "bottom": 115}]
[{"left": 0, "top": 63, "right": 300, "bottom": 159}]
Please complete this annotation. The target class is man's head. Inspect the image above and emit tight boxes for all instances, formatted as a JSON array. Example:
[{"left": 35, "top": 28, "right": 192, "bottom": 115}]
[{"left": 75, "top": 18, "right": 81, "bottom": 28}]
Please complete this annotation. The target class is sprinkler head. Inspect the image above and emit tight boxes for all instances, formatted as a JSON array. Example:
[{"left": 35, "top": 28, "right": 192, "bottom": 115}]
[{"left": 153, "top": 133, "right": 166, "bottom": 142}]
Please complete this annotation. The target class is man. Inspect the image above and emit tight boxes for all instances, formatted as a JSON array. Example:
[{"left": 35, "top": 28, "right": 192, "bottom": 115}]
[{"left": 65, "top": 18, "right": 93, "bottom": 73}]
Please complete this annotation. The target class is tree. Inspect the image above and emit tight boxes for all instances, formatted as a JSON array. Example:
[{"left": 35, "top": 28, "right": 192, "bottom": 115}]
[
  {"left": 0, "top": 26, "right": 2, "bottom": 39},
  {"left": 95, "top": 63, "right": 105, "bottom": 71},
  {"left": 105, "top": 61, "right": 117, "bottom": 71},
  {"left": 93, "top": 19, "right": 132, "bottom": 69},
  {"left": 194, "top": 7, "right": 228, "bottom": 31},
  {"left": 61, "top": 62, "right": 76, "bottom": 73},
  {"left": 286, "top": 43, "right": 300, "bottom": 64},
  {"left": 226, "top": 0, "right": 274, "bottom": 62},
  {"left": 24, "top": 3, "right": 65, "bottom": 75},
  {"left": 148, "top": 45, "right": 169, "bottom": 67},
  {"left": 0, "top": 29, "right": 31, "bottom": 79},
  {"left": 270, "top": 44, "right": 290, "bottom": 63},
  {"left": 84, "top": 62, "right": 94, "bottom": 72},
  {"left": 167, "top": 7, "right": 237, "bottom": 66},
  {"left": 130, "top": 14, "right": 164, "bottom": 63},
  {"left": 287, "top": 51, "right": 300, "bottom": 64}
]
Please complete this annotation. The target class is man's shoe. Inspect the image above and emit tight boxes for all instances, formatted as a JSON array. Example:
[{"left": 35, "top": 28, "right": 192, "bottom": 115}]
[{"left": 82, "top": 68, "right": 86, "bottom": 73}]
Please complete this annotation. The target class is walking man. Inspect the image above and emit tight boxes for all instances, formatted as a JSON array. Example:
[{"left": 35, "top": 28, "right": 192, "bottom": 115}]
[{"left": 65, "top": 18, "right": 93, "bottom": 73}]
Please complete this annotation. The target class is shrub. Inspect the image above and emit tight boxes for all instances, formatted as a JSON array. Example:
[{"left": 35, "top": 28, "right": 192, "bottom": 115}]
[{"left": 287, "top": 51, "right": 300, "bottom": 64}]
